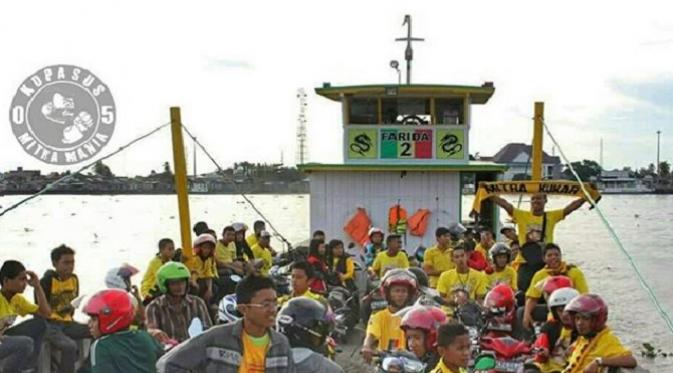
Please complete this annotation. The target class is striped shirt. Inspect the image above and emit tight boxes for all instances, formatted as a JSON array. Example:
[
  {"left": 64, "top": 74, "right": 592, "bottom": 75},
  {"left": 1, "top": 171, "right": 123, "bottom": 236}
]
[{"left": 145, "top": 294, "right": 212, "bottom": 342}]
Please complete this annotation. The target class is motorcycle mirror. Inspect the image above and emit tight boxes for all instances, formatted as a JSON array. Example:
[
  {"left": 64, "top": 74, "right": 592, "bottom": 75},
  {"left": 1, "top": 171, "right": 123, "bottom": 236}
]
[
  {"left": 188, "top": 318, "right": 204, "bottom": 338},
  {"left": 473, "top": 354, "right": 497, "bottom": 370}
]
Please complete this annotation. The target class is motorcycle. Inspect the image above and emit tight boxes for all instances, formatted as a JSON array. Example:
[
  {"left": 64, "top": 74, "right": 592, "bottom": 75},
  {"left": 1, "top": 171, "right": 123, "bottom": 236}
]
[
  {"left": 374, "top": 350, "right": 426, "bottom": 373},
  {"left": 326, "top": 285, "right": 359, "bottom": 343}
]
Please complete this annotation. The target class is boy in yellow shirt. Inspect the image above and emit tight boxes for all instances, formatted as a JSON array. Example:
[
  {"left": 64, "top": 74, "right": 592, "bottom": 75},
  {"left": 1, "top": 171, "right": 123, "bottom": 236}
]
[
  {"left": 140, "top": 238, "right": 175, "bottom": 302},
  {"left": 250, "top": 230, "right": 275, "bottom": 276},
  {"left": 437, "top": 245, "right": 488, "bottom": 309},
  {"left": 486, "top": 243, "right": 517, "bottom": 291},
  {"left": 190, "top": 234, "right": 218, "bottom": 304},
  {"left": 523, "top": 243, "right": 589, "bottom": 330},
  {"left": 0, "top": 260, "right": 52, "bottom": 371},
  {"left": 432, "top": 323, "right": 470, "bottom": 373},
  {"left": 370, "top": 234, "right": 409, "bottom": 278},
  {"left": 562, "top": 294, "right": 637, "bottom": 373},
  {"left": 361, "top": 268, "right": 417, "bottom": 363},
  {"left": 423, "top": 227, "right": 455, "bottom": 289}
]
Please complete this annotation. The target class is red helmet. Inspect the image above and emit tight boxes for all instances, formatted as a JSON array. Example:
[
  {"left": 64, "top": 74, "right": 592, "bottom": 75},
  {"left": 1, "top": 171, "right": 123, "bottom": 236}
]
[
  {"left": 401, "top": 306, "right": 447, "bottom": 351},
  {"left": 381, "top": 268, "right": 418, "bottom": 300},
  {"left": 564, "top": 293, "right": 608, "bottom": 332},
  {"left": 83, "top": 289, "right": 135, "bottom": 335},
  {"left": 484, "top": 283, "right": 515, "bottom": 313},
  {"left": 541, "top": 275, "right": 573, "bottom": 300}
]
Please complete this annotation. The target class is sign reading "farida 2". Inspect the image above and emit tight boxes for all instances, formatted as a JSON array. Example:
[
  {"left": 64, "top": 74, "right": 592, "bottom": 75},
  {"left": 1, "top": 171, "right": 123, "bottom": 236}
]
[{"left": 9, "top": 64, "right": 116, "bottom": 165}]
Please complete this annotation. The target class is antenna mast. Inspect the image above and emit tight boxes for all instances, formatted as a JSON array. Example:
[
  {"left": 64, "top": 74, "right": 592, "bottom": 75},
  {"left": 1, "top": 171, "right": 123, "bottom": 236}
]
[
  {"left": 395, "top": 15, "right": 424, "bottom": 84},
  {"left": 296, "top": 88, "right": 308, "bottom": 165}
]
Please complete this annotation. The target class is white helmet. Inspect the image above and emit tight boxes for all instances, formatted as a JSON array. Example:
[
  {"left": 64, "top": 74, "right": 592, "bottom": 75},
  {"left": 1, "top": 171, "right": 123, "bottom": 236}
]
[
  {"left": 104, "top": 264, "right": 139, "bottom": 290},
  {"left": 218, "top": 294, "right": 241, "bottom": 324},
  {"left": 368, "top": 227, "right": 384, "bottom": 237},
  {"left": 548, "top": 287, "right": 580, "bottom": 309}
]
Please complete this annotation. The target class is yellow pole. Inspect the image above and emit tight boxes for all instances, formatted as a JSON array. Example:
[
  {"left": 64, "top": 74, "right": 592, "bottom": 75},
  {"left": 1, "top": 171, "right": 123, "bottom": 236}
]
[
  {"left": 170, "top": 107, "right": 194, "bottom": 266},
  {"left": 532, "top": 102, "right": 544, "bottom": 180}
]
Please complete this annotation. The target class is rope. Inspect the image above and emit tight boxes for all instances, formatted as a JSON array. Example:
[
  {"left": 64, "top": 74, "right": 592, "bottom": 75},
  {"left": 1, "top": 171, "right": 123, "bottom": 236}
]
[
  {"left": 0, "top": 122, "right": 171, "bottom": 218},
  {"left": 542, "top": 120, "right": 673, "bottom": 335},
  {"left": 180, "top": 124, "right": 292, "bottom": 247}
]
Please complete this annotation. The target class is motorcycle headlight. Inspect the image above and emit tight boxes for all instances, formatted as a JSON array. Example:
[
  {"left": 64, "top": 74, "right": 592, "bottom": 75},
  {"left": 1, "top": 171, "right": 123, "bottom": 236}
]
[{"left": 381, "top": 356, "right": 425, "bottom": 373}]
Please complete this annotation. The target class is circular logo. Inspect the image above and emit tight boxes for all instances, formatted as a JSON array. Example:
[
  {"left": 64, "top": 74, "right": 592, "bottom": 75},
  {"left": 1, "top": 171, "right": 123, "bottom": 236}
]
[{"left": 9, "top": 65, "right": 116, "bottom": 165}]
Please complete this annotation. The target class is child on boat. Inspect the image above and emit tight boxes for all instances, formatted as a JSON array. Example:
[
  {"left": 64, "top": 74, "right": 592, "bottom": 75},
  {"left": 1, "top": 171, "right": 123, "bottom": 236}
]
[
  {"left": 190, "top": 233, "right": 218, "bottom": 304},
  {"left": 251, "top": 230, "right": 276, "bottom": 277},
  {"left": 140, "top": 238, "right": 175, "bottom": 304},
  {"left": 487, "top": 243, "right": 517, "bottom": 290},
  {"left": 400, "top": 305, "right": 448, "bottom": 373},
  {"left": 432, "top": 322, "right": 470, "bottom": 373},
  {"left": 306, "top": 238, "right": 329, "bottom": 293},
  {"left": 531, "top": 287, "right": 579, "bottom": 373},
  {"left": 364, "top": 227, "right": 386, "bottom": 267}
]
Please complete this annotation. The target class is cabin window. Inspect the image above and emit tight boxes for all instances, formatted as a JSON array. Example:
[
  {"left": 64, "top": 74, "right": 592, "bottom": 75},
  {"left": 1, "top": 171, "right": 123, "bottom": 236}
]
[
  {"left": 381, "top": 98, "right": 431, "bottom": 125},
  {"left": 435, "top": 98, "right": 464, "bottom": 125},
  {"left": 348, "top": 97, "right": 378, "bottom": 124}
]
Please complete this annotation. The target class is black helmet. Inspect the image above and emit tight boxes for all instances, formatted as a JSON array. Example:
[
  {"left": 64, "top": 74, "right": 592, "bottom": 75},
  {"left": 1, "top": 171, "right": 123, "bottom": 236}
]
[
  {"left": 447, "top": 222, "right": 467, "bottom": 239},
  {"left": 276, "top": 297, "right": 333, "bottom": 350},
  {"left": 490, "top": 243, "right": 512, "bottom": 263},
  {"left": 408, "top": 267, "right": 429, "bottom": 289}
]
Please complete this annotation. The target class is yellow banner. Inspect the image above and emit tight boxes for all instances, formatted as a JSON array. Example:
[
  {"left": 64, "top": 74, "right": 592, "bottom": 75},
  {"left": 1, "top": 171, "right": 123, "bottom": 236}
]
[{"left": 471, "top": 180, "right": 601, "bottom": 214}]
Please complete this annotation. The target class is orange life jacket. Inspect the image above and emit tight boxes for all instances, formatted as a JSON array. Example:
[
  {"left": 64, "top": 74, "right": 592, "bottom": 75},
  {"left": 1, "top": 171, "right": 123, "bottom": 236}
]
[
  {"left": 343, "top": 208, "right": 372, "bottom": 246},
  {"left": 388, "top": 204, "right": 408, "bottom": 234},
  {"left": 408, "top": 208, "right": 431, "bottom": 237}
]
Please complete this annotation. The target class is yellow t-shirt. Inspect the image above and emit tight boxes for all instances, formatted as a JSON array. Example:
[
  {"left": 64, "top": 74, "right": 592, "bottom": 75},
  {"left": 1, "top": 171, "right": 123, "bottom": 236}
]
[
  {"left": 423, "top": 245, "right": 455, "bottom": 288},
  {"left": 366, "top": 308, "right": 406, "bottom": 350},
  {"left": 538, "top": 326, "right": 574, "bottom": 373},
  {"left": 0, "top": 293, "right": 39, "bottom": 320},
  {"left": 246, "top": 234, "right": 259, "bottom": 248},
  {"left": 511, "top": 208, "right": 565, "bottom": 266},
  {"left": 431, "top": 359, "right": 468, "bottom": 373},
  {"left": 437, "top": 268, "right": 488, "bottom": 300},
  {"left": 487, "top": 266, "right": 518, "bottom": 291},
  {"left": 278, "top": 290, "right": 325, "bottom": 307},
  {"left": 141, "top": 256, "right": 164, "bottom": 298},
  {"left": 512, "top": 208, "right": 565, "bottom": 244},
  {"left": 251, "top": 244, "right": 273, "bottom": 276},
  {"left": 45, "top": 275, "right": 78, "bottom": 322},
  {"left": 525, "top": 263, "right": 589, "bottom": 298},
  {"left": 215, "top": 240, "right": 236, "bottom": 264},
  {"left": 192, "top": 255, "right": 217, "bottom": 280},
  {"left": 332, "top": 257, "right": 355, "bottom": 282},
  {"left": 371, "top": 251, "right": 409, "bottom": 277},
  {"left": 563, "top": 328, "right": 630, "bottom": 373},
  {"left": 239, "top": 331, "right": 269, "bottom": 373}
]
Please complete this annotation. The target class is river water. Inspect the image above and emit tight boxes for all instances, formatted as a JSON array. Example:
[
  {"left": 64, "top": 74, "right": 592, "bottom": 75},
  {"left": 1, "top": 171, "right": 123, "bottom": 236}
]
[{"left": 0, "top": 193, "right": 671, "bottom": 371}]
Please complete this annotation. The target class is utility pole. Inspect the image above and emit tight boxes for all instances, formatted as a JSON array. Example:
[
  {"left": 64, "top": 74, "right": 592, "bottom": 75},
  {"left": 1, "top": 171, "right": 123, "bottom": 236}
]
[
  {"left": 395, "top": 15, "right": 424, "bottom": 84},
  {"left": 296, "top": 88, "right": 308, "bottom": 165},
  {"left": 656, "top": 130, "right": 661, "bottom": 177}
]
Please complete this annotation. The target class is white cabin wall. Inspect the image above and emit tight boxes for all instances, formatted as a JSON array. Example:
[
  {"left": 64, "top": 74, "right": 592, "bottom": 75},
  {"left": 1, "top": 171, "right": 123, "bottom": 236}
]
[{"left": 309, "top": 171, "right": 461, "bottom": 253}]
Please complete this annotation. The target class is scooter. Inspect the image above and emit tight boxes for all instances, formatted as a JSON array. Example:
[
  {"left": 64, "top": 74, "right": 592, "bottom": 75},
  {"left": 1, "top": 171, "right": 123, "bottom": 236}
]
[{"left": 374, "top": 350, "right": 426, "bottom": 373}]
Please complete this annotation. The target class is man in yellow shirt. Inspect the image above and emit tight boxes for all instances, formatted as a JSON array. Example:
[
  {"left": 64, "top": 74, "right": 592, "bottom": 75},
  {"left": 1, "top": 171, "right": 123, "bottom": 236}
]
[
  {"left": 423, "top": 227, "right": 455, "bottom": 288},
  {"left": 562, "top": 294, "right": 637, "bottom": 373},
  {"left": 361, "top": 269, "right": 417, "bottom": 363},
  {"left": 487, "top": 243, "right": 517, "bottom": 290},
  {"left": 141, "top": 238, "right": 175, "bottom": 301},
  {"left": 437, "top": 245, "right": 488, "bottom": 308},
  {"left": 277, "top": 261, "right": 325, "bottom": 306},
  {"left": 251, "top": 230, "right": 275, "bottom": 277},
  {"left": 432, "top": 323, "right": 470, "bottom": 373},
  {"left": 370, "top": 234, "right": 410, "bottom": 278},
  {"left": 489, "top": 193, "right": 586, "bottom": 269},
  {"left": 0, "top": 260, "right": 52, "bottom": 371},
  {"left": 523, "top": 243, "right": 589, "bottom": 330},
  {"left": 246, "top": 220, "right": 265, "bottom": 248},
  {"left": 475, "top": 229, "right": 495, "bottom": 259}
]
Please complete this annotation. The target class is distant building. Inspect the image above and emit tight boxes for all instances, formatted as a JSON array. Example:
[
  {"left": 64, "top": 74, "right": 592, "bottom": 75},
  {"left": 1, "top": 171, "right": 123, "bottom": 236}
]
[
  {"left": 594, "top": 169, "right": 652, "bottom": 194},
  {"left": 481, "top": 143, "right": 562, "bottom": 180}
]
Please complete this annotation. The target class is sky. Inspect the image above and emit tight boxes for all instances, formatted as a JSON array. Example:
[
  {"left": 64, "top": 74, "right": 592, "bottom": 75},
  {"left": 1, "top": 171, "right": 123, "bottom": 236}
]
[{"left": 1, "top": 0, "right": 673, "bottom": 176}]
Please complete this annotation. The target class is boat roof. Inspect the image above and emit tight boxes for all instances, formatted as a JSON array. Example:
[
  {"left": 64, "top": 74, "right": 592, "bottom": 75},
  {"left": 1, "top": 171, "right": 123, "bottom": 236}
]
[
  {"left": 315, "top": 83, "right": 495, "bottom": 104},
  {"left": 298, "top": 161, "right": 507, "bottom": 173}
]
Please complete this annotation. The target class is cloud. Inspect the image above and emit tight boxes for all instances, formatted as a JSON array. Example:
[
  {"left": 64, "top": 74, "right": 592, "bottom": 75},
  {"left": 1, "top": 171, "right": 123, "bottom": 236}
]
[
  {"left": 203, "top": 57, "right": 254, "bottom": 71},
  {"left": 609, "top": 77, "right": 673, "bottom": 112}
]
